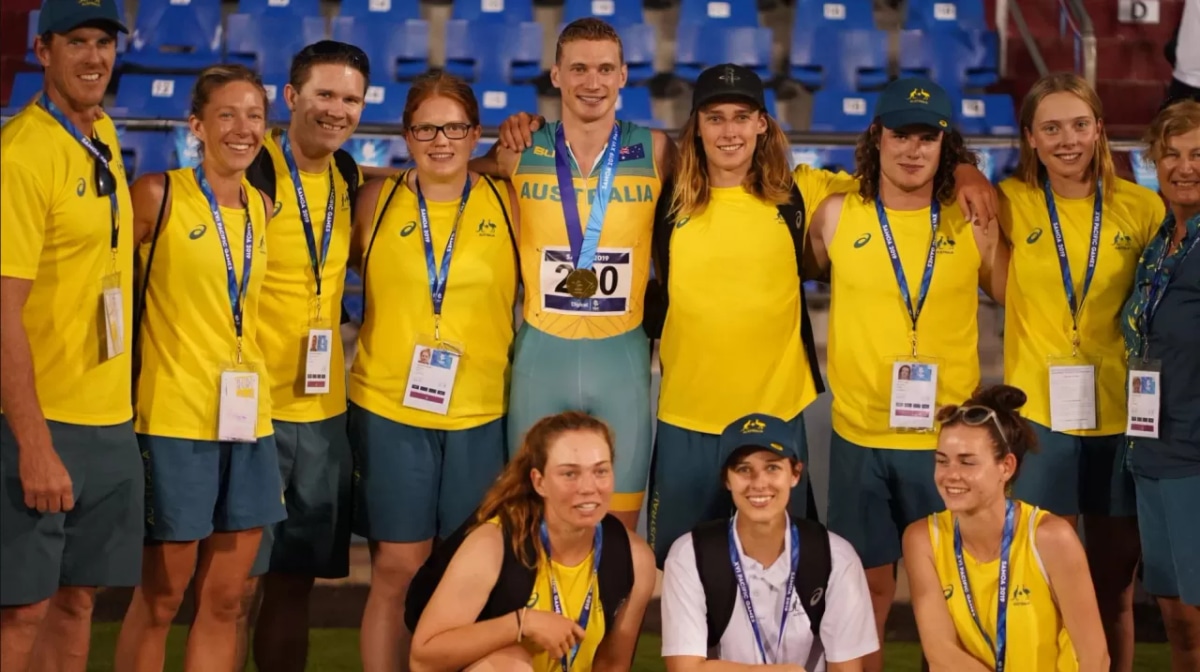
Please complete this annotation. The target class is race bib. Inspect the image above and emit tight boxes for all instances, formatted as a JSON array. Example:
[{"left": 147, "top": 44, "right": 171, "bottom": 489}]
[
  {"left": 889, "top": 360, "right": 938, "bottom": 430},
  {"left": 539, "top": 246, "right": 633, "bottom": 316},
  {"left": 218, "top": 369, "right": 259, "bottom": 442},
  {"left": 403, "top": 343, "right": 460, "bottom": 415},
  {"left": 303, "top": 328, "right": 333, "bottom": 395}
]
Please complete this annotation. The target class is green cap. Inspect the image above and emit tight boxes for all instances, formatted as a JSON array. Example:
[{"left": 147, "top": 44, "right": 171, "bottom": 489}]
[
  {"left": 718, "top": 414, "right": 800, "bottom": 466},
  {"left": 37, "top": 0, "right": 128, "bottom": 36},
  {"left": 874, "top": 77, "right": 952, "bottom": 131}
]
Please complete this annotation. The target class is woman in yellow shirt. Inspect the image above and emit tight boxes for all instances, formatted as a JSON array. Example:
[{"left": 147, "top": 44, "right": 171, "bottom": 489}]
[{"left": 903, "top": 385, "right": 1108, "bottom": 671}]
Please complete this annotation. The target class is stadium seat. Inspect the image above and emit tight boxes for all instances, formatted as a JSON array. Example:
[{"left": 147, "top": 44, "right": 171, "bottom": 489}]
[
  {"left": 123, "top": 0, "right": 223, "bottom": 71},
  {"left": 955, "top": 93, "right": 1017, "bottom": 136},
  {"left": 615, "top": 86, "right": 658, "bottom": 127},
  {"left": 675, "top": 24, "right": 772, "bottom": 83},
  {"left": 225, "top": 14, "right": 327, "bottom": 77},
  {"left": 904, "top": 0, "right": 988, "bottom": 32},
  {"left": 26, "top": 10, "right": 128, "bottom": 66},
  {"left": 562, "top": 0, "right": 645, "bottom": 26},
  {"left": 262, "top": 76, "right": 290, "bottom": 123},
  {"left": 791, "top": 145, "right": 856, "bottom": 173},
  {"left": 617, "top": 23, "right": 655, "bottom": 84},
  {"left": 330, "top": 16, "right": 430, "bottom": 82},
  {"left": 113, "top": 74, "right": 197, "bottom": 120},
  {"left": 809, "top": 89, "right": 878, "bottom": 132},
  {"left": 444, "top": 20, "right": 543, "bottom": 84},
  {"left": 1, "top": 70, "right": 41, "bottom": 114},
  {"left": 791, "top": 28, "right": 888, "bottom": 91},
  {"left": 337, "top": 0, "right": 421, "bottom": 20},
  {"left": 899, "top": 28, "right": 998, "bottom": 91},
  {"left": 360, "top": 82, "right": 410, "bottom": 125},
  {"left": 472, "top": 81, "right": 538, "bottom": 128},
  {"left": 679, "top": 0, "right": 759, "bottom": 27},
  {"left": 342, "top": 135, "right": 405, "bottom": 168},
  {"left": 237, "top": 0, "right": 321, "bottom": 17},
  {"left": 451, "top": 0, "right": 534, "bottom": 23},
  {"left": 119, "top": 128, "right": 177, "bottom": 179}
]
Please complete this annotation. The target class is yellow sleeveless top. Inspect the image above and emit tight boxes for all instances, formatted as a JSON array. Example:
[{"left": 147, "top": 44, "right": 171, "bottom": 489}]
[
  {"left": 134, "top": 168, "right": 273, "bottom": 440},
  {"left": 828, "top": 194, "right": 981, "bottom": 449},
  {"left": 999, "top": 177, "right": 1164, "bottom": 435},
  {"left": 511, "top": 121, "right": 659, "bottom": 339},
  {"left": 257, "top": 133, "right": 354, "bottom": 423},
  {"left": 928, "top": 501, "right": 1078, "bottom": 671},
  {"left": 349, "top": 173, "right": 518, "bottom": 430}
]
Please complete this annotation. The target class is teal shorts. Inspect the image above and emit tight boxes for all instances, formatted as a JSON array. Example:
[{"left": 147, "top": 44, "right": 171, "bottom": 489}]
[
  {"left": 507, "top": 323, "right": 652, "bottom": 512},
  {"left": 250, "top": 414, "right": 353, "bottom": 579},
  {"left": 1134, "top": 472, "right": 1200, "bottom": 606},
  {"left": 826, "top": 431, "right": 943, "bottom": 569},
  {"left": 647, "top": 414, "right": 810, "bottom": 566},
  {"left": 349, "top": 403, "right": 506, "bottom": 543},
  {"left": 1010, "top": 422, "right": 1136, "bottom": 517},
  {"left": 0, "top": 417, "right": 143, "bottom": 607}
]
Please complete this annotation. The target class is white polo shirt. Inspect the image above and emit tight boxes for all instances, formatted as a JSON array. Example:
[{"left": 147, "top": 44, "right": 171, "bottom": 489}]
[
  {"left": 1177, "top": 0, "right": 1200, "bottom": 88},
  {"left": 661, "top": 515, "right": 879, "bottom": 670}
]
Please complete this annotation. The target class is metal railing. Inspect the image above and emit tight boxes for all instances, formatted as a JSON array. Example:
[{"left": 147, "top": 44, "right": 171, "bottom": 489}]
[{"left": 1059, "top": 0, "right": 1099, "bottom": 86}]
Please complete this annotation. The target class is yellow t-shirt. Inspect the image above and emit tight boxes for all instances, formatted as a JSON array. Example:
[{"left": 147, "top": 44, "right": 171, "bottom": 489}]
[
  {"left": 1000, "top": 177, "right": 1163, "bottom": 435},
  {"left": 929, "top": 501, "right": 1078, "bottom": 671},
  {"left": 0, "top": 103, "right": 135, "bottom": 425},
  {"left": 348, "top": 174, "right": 518, "bottom": 430},
  {"left": 657, "top": 164, "right": 856, "bottom": 433},
  {"left": 257, "top": 134, "right": 355, "bottom": 423},
  {"left": 134, "top": 168, "right": 273, "bottom": 440},
  {"left": 512, "top": 121, "right": 660, "bottom": 340},
  {"left": 828, "top": 195, "right": 981, "bottom": 449}
]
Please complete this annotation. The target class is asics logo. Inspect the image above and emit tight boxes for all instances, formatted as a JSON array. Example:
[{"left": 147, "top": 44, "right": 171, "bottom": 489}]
[
  {"left": 189, "top": 225, "right": 208, "bottom": 239},
  {"left": 400, "top": 222, "right": 417, "bottom": 237},
  {"left": 854, "top": 233, "right": 872, "bottom": 248},
  {"left": 1027, "top": 228, "right": 1043, "bottom": 244}
]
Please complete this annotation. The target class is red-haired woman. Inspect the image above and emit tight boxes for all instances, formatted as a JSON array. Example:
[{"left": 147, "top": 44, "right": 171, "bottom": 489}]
[
  {"left": 406, "top": 411, "right": 658, "bottom": 672},
  {"left": 347, "top": 71, "right": 521, "bottom": 672}
]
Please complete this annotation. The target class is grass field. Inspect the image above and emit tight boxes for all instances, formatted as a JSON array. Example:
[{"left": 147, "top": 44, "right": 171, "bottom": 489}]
[{"left": 85, "top": 623, "right": 1173, "bottom": 671}]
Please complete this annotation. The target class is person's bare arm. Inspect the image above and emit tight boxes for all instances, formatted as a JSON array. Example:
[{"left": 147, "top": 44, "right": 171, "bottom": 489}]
[
  {"left": 826, "top": 661, "right": 863, "bottom": 672},
  {"left": 976, "top": 221, "right": 1010, "bottom": 305},
  {"left": 130, "top": 173, "right": 170, "bottom": 248},
  {"left": 360, "top": 165, "right": 401, "bottom": 181},
  {"left": 651, "top": 129, "right": 678, "bottom": 184},
  {"left": 349, "top": 177, "right": 387, "bottom": 277},
  {"left": 470, "top": 142, "right": 521, "bottom": 180},
  {"left": 1037, "top": 515, "right": 1110, "bottom": 672},
  {"left": 901, "top": 522, "right": 993, "bottom": 672},
  {"left": 804, "top": 193, "right": 845, "bottom": 281},
  {"left": 592, "top": 535, "right": 656, "bottom": 672},
  {"left": 953, "top": 164, "right": 999, "bottom": 225}
]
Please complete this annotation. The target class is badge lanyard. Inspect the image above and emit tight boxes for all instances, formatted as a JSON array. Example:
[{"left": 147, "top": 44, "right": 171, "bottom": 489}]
[
  {"left": 40, "top": 94, "right": 119, "bottom": 262},
  {"left": 1139, "top": 213, "right": 1200, "bottom": 359},
  {"left": 195, "top": 166, "right": 254, "bottom": 363},
  {"left": 281, "top": 133, "right": 335, "bottom": 319},
  {"left": 727, "top": 516, "right": 801, "bottom": 665},
  {"left": 954, "top": 498, "right": 1016, "bottom": 672},
  {"left": 539, "top": 521, "right": 603, "bottom": 672},
  {"left": 1043, "top": 180, "right": 1102, "bottom": 355},
  {"left": 416, "top": 176, "right": 473, "bottom": 342},
  {"left": 552, "top": 124, "right": 621, "bottom": 273},
  {"left": 875, "top": 197, "right": 941, "bottom": 357}
]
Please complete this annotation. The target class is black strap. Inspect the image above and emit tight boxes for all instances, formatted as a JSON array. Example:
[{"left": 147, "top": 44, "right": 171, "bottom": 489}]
[
  {"left": 776, "top": 183, "right": 826, "bottom": 396},
  {"left": 245, "top": 146, "right": 276, "bottom": 203},
  {"left": 793, "top": 518, "right": 832, "bottom": 638},
  {"left": 359, "top": 171, "right": 408, "bottom": 322},
  {"left": 333, "top": 148, "right": 360, "bottom": 217},
  {"left": 133, "top": 173, "right": 171, "bottom": 356}
]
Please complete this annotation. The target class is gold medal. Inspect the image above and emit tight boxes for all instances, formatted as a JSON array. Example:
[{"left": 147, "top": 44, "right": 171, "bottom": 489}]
[{"left": 564, "top": 268, "right": 598, "bottom": 299}]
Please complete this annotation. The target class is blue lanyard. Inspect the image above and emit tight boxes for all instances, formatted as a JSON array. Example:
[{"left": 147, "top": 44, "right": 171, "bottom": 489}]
[
  {"left": 727, "top": 517, "right": 801, "bottom": 665},
  {"left": 875, "top": 197, "right": 940, "bottom": 349},
  {"left": 416, "top": 176, "right": 473, "bottom": 328},
  {"left": 552, "top": 124, "right": 621, "bottom": 271},
  {"left": 1043, "top": 180, "right": 1103, "bottom": 336},
  {"left": 954, "top": 499, "right": 1016, "bottom": 672},
  {"left": 1143, "top": 213, "right": 1200, "bottom": 340},
  {"left": 539, "top": 521, "right": 603, "bottom": 672},
  {"left": 280, "top": 134, "right": 335, "bottom": 300},
  {"left": 194, "top": 167, "right": 254, "bottom": 347},
  {"left": 40, "top": 94, "right": 119, "bottom": 253}
]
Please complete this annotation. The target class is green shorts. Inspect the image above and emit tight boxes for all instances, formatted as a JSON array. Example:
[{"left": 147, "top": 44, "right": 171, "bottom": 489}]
[
  {"left": 0, "top": 417, "right": 143, "bottom": 606},
  {"left": 1010, "top": 422, "right": 1136, "bottom": 517},
  {"left": 1135, "top": 472, "right": 1200, "bottom": 606}
]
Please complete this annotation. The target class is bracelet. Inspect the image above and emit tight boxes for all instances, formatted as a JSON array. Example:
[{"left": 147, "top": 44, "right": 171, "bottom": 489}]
[{"left": 516, "top": 607, "right": 528, "bottom": 642}]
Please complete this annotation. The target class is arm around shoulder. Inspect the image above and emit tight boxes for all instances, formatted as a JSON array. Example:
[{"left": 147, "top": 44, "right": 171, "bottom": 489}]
[
  {"left": 129, "top": 172, "right": 170, "bottom": 248},
  {"left": 1035, "top": 514, "right": 1110, "bottom": 672},
  {"left": 349, "top": 177, "right": 388, "bottom": 276},
  {"left": 469, "top": 142, "right": 520, "bottom": 180},
  {"left": 593, "top": 533, "right": 657, "bottom": 672},
  {"left": 652, "top": 129, "right": 678, "bottom": 183},
  {"left": 804, "top": 193, "right": 844, "bottom": 281}
]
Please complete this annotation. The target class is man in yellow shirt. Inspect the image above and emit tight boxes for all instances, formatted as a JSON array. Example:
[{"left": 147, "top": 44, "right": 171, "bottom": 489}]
[{"left": 0, "top": 0, "right": 141, "bottom": 669}]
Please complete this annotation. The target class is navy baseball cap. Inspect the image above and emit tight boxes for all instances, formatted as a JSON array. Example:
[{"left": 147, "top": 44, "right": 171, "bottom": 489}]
[
  {"left": 691, "top": 63, "right": 766, "bottom": 114},
  {"left": 38, "top": 0, "right": 128, "bottom": 35},
  {"left": 875, "top": 77, "right": 952, "bottom": 131},
  {"left": 719, "top": 414, "right": 800, "bottom": 465}
]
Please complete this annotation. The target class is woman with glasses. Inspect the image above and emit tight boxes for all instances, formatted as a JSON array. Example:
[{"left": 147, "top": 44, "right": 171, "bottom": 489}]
[
  {"left": 903, "top": 385, "right": 1108, "bottom": 671},
  {"left": 348, "top": 71, "right": 520, "bottom": 672},
  {"left": 116, "top": 65, "right": 286, "bottom": 672}
]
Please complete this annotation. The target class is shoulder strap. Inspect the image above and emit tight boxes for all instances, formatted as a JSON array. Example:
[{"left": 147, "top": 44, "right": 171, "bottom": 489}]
[
  {"left": 403, "top": 515, "right": 474, "bottom": 632},
  {"left": 333, "top": 148, "right": 360, "bottom": 217},
  {"left": 793, "top": 518, "right": 832, "bottom": 639},
  {"left": 245, "top": 146, "right": 276, "bottom": 204},
  {"left": 360, "top": 172, "right": 407, "bottom": 321},
  {"left": 776, "top": 183, "right": 826, "bottom": 395},
  {"left": 596, "top": 514, "right": 635, "bottom": 633},
  {"left": 133, "top": 173, "right": 171, "bottom": 357},
  {"left": 479, "top": 175, "right": 520, "bottom": 272},
  {"left": 692, "top": 518, "right": 736, "bottom": 650}
]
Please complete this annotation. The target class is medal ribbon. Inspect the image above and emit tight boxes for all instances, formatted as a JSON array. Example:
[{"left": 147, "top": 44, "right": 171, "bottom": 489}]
[
  {"left": 1043, "top": 179, "right": 1103, "bottom": 341},
  {"left": 954, "top": 498, "right": 1016, "bottom": 672},
  {"left": 40, "top": 94, "right": 119, "bottom": 254},
  {"left": 728, "top": 516, "right": 801, "bottom": 665},
  {"left": 552, "top": 123, "right": 621, "bottom": 271},
  {"left": 416, "top": 176, "right": 473, "bottom": 321},
  {"left": 281, "top": 133, "right": 336, "bottom": 301},
  {"left": 195, "top": 166, "right": 254, "bottom": 345},
  {"left": 875, "top": 197, "right": 941, "bottom": 350},
  {"left": 539, "top": 521, "right": 603, "bottom": 672}
]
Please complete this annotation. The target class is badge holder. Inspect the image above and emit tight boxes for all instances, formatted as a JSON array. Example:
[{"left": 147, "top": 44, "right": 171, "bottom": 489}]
[
  {"left": 101, "top": 271, "right": 124, "bottom": 360},
  {"left": 402, "top": 319, "right": 464, "bottom": 416},
  {"left": 1126, "top": 355, "right": 1162, "bottom": 439},
  {"left": 889, "top": 345, "right": 942, "bottom": 432},
  {"left": 303, "top": 298, "right": 334, "bottom": 395},
  {"left": 218, "top": 343, "right": 259, "bottom": 443},
  {"left": 1047, "top": 336, "right": 1099, "bottom": 432}
]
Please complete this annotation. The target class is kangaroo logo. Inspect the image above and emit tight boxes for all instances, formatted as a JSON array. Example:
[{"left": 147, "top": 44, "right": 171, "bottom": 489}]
[
  {"left": 189, "top": 224, "right": 208, "bottom": 240},
  {"left": 1112, "top": 231, "right": 1133, "bottom": 250},
  {"left": 854, "top": 233, "right": 872, "bottom": 248},
  {"left": 400, "top": 221, "right": 418, "bottom": 237},
  {"left": 477, "top": 219, "right": 497, "bottom": 237},
  {"left": 1027, "top": 228, "right": 1043, "bottom": 244},
  {"left": 934, "top": 235, "right": 957, "bottom": 253}
]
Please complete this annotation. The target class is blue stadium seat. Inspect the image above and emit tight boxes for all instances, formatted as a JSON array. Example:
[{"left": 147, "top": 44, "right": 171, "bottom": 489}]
[
  {"left": 444, "top": 20, "right": 542, "bottom": 84},
  {"left": 26, "top": 10, "right": 128, "bottom": 66},
  {"left": 473, "top": 81, "right": 538, "bottom": 127},
  {"left": 791, "top": 145, "right": 855, "bottom": 173},
  {"left": 118, "top": 129, "right": 177, "bottom": 179},
  {"left": 330, "top": 16, "right": 430, "bottom": 82},
  {"left": 679, "top": 0, "right": 759, "bottom": 27},
  {"left": 237, "top": 0, "right": 321, "bottom": 17},
  {"left": 113, "top": 74, "right": 197, "bottom": 120},
  {"left": 1, "top": 71, "right": 42, "bottom": 114},
  {"left": 452, "top": 0, "right": 533, "bottom": 23},
  {"left": 226, "top": 14, "right": 327, "bottom": 77},
  {"left": 809, "top": 89, "right": 878, "bottom": 132},
  {"left": 955, "top": 93, "right": 1017, "bottom": 136},
  {"left": 342, "top": 135, "right": 402, "bottom": 168},
  {"left": 124, "top": 0, "right": 223, "bottom": 71},
  {"left": 262, "top": 76, "right": 290, "bottom": 123},
  {"left": 617, "top": 23, "right": 655, "bottom": 84},
  {"left": 904, "top": 0, "right": 988, "bottom": 32},
  {"left": 360, "top": 82, "right": 410, "bottom": 125},
  {"left": 675, "top": 24, "right": 772, "bottom": 83},
  {"left": 615, "top": 86, "right": 658, "bottom": 127},
  {"left": 899, "top": 28, "right": 998, "bottom": 91},
  {"left": 562, "top": 0, "right": 645, "bottom": 25},
  {"left": 791, "top": 28, "right": 888, "bottom": 91},
  {"left": 763, "top": 88, "right": 791, "bottom": 130},
  {"left": 793, "top": 0, "right": 876, "bottom": 33},
  {"left": 337, "top": 0, "right": 421, "bottom": 20}
]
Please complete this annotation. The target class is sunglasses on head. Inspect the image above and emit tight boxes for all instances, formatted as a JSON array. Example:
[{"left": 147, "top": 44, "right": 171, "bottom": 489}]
[
  {"left": 91, "top": 136, "right": 116, "bottom": 198},
  {"left": 938, "top": 405, "right": 1010, "bottom": 449}
]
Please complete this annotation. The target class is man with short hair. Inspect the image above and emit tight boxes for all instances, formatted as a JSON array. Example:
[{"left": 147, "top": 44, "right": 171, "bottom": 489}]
[{"left": 0, "top": 0, "right": 142, "bottom": 670}]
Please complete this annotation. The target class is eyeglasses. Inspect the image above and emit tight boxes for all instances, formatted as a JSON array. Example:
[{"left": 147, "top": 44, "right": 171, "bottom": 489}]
[
  {"left": 408, "top": 123, "right": 475, "bottom": 142},
  {"left": 937, "top": 405, "right": 1010, "bottom": 449},
  {"left": 92, "top": 136, "right": 116, "bottom": 198}
]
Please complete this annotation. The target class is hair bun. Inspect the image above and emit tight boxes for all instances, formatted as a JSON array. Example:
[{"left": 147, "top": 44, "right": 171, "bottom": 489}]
[{"left": 973, "top": 384, "right": 1028, "bottom": 413}]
